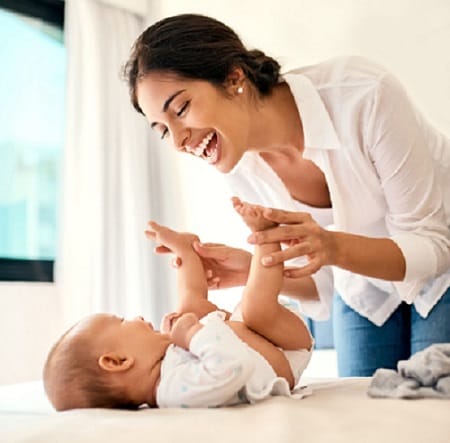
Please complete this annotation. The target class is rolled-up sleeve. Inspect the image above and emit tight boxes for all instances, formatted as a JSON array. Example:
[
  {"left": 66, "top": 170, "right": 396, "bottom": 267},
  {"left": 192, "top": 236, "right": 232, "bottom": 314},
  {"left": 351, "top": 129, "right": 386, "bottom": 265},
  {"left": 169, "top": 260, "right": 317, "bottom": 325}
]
[{"left": 367, "top": 74, "right": 450, "bottom": 302}]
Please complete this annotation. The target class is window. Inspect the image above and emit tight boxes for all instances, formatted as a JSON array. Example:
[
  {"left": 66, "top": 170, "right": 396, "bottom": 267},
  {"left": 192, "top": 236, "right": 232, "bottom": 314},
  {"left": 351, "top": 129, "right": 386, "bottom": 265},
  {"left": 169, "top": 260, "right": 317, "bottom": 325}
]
[{"left": 0, "top": 0, "right": 65, "bottom": 281}]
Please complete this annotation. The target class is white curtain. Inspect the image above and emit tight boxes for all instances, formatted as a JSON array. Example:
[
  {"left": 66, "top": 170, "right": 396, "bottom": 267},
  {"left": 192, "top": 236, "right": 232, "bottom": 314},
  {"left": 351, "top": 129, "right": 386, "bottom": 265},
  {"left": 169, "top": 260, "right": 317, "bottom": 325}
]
[{"left": 57, "top": 0, "right": 179, "bottom": 327}]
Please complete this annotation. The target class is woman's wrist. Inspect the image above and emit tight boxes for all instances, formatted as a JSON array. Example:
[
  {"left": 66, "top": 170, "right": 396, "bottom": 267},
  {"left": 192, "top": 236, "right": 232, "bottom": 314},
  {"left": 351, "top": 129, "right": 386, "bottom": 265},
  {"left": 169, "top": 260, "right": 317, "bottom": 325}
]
[
  {"left": 327, "top": 231, "right": 406, "bottom": 280},
  {"left": 328, "top": 230, "right": 343, "bottom": 267}
]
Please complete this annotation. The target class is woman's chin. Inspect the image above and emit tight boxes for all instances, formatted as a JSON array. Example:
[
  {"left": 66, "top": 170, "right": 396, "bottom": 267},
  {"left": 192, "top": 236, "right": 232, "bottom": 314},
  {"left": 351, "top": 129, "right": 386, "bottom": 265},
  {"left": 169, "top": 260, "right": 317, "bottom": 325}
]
[{"left": 215, "top": 157, "right": 238, "bottom": 174}]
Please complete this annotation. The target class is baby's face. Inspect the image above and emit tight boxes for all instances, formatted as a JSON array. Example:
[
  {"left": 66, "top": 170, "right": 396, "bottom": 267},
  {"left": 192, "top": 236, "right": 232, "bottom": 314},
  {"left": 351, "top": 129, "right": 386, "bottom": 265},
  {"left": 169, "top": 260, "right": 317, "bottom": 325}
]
[{"left": 75, "top": 314, "right": 172, "bottom": 373}]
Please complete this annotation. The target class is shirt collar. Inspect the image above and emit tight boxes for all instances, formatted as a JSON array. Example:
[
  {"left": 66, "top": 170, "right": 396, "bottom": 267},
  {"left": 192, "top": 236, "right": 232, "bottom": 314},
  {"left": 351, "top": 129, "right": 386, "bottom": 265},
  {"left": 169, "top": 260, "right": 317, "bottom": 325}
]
[{"left": 281, "top": 70, "right": 341, "bottom": 154}]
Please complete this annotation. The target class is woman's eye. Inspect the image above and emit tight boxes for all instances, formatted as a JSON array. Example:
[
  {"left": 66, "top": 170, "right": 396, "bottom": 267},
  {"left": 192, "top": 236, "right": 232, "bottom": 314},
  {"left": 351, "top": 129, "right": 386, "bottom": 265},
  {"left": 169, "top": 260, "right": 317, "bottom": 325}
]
[
  {"left": 176, "top": 100, "right": 190, "bottom": 117},
  {"left": 160, "top": 128, "right": 169, "bottom": 139}
]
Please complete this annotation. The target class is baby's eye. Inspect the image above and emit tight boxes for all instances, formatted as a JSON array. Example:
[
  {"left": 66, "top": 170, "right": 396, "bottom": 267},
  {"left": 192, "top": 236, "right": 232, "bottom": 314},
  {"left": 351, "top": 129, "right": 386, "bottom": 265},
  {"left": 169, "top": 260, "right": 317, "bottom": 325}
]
[{"left": 176, "top": 100, "right": 190, "bottom": 117}]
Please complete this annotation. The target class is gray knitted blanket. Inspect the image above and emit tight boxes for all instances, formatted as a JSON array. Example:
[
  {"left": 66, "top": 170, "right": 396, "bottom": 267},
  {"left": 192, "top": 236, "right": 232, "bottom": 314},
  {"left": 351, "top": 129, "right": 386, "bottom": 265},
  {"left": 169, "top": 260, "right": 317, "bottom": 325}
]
[{"left": 368, "top": 343, "right": 450, "bottom": 399}]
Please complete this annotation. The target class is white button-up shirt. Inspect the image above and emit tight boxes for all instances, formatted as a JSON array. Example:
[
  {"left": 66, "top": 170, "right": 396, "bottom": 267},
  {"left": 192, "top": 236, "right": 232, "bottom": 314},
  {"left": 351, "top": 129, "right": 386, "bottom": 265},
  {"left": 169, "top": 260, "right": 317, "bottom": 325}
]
[{"left": 226, "top": 56, "right": 450, "bottom": 326}]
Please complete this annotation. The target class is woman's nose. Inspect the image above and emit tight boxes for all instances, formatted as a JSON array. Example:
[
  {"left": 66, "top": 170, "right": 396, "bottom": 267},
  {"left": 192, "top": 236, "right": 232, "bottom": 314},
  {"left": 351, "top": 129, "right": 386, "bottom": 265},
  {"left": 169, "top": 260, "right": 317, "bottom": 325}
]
[
  {"left": 172, "top": 127, "right": 190, "bottom": 152},
  {"left": 134, "top": 316, "right": 145, "bottom": 322}
]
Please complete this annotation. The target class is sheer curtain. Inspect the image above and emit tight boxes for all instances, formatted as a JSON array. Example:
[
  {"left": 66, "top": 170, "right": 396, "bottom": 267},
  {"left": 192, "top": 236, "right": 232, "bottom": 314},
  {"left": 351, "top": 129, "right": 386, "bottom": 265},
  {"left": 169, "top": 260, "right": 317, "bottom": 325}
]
[{"left": 57, "top": 0, "right": 180, "bottom": 327}]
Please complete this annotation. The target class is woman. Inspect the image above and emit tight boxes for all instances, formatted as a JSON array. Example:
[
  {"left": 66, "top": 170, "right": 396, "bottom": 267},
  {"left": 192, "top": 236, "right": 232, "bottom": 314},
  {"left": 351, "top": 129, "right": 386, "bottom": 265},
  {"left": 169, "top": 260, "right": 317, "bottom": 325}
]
[{"left": 124, "top": 14, "right": 450, "bottom": 376}]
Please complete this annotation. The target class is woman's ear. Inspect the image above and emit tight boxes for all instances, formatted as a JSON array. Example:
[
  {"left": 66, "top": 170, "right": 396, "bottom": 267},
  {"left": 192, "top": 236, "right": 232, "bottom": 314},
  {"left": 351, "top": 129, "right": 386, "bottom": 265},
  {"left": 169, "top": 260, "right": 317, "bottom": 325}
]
[
  {"left": 224, "top": 67, "right": 246, "bottom": 95},
  {"left": 98, "top": 353, "right": 134, "bottom": 372}
]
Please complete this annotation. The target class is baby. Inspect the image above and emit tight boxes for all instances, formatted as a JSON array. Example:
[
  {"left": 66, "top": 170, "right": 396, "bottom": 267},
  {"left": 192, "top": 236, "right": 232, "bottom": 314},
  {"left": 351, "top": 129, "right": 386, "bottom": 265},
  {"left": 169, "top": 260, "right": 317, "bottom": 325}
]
[{"left": 43, "top": 198, "right": 313, "bottom": 410}]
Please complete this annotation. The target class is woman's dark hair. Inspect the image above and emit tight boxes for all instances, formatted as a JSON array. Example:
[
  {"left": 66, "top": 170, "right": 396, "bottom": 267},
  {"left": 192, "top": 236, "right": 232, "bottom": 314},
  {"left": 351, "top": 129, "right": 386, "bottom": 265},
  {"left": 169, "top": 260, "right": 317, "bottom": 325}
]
[{"left": 124, "top": 14, "right": 281, "bottom": 114}]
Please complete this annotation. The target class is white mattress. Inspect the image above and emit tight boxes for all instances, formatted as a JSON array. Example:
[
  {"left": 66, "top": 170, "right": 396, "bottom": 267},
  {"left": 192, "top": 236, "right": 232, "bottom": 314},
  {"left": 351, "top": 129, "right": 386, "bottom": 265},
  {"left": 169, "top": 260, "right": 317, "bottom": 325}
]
[{"left": 0, "top": 378, "right": 448, "bottom": 443}]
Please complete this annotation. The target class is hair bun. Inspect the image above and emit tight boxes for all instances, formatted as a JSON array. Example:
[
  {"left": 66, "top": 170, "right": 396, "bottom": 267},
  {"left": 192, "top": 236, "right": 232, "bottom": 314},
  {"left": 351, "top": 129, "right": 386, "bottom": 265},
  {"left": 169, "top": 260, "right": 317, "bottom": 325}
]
[{"left": 244, "top": 50, "right": 280, "bottom": 95}]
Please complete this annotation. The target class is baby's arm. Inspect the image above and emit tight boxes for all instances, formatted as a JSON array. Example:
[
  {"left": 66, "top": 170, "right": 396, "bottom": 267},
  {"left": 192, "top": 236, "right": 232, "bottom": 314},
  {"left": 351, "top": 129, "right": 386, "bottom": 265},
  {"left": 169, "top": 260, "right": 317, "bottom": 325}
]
[
  {"left": 157, "top": 313, "right": 254, "bottom": 408},
  {"left": 146, "top": 221, "right": 227, "bottom": 319},
  {"left": 168, "top": 312, "right": 203, "bottom": 350},
  {"left": 233, "top": 198, "right": 312, "bottom": 350}
]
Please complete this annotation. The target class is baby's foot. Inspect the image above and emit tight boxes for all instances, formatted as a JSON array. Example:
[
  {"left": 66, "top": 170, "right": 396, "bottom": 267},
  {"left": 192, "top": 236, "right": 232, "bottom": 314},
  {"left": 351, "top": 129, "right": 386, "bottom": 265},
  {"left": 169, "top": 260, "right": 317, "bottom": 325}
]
[
  {"left": 145, "top": 221, "right": 199, "bottom": 254},
  {"left": 232, "top": 197, "right": 277, "bottom": 232}
]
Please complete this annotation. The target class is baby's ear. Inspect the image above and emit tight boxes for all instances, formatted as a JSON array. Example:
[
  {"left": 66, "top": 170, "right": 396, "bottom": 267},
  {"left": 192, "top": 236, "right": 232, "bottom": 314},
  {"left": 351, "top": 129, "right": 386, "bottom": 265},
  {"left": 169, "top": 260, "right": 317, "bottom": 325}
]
[{"left": 98, "top": 353, "right": 134, "bottom": 372}]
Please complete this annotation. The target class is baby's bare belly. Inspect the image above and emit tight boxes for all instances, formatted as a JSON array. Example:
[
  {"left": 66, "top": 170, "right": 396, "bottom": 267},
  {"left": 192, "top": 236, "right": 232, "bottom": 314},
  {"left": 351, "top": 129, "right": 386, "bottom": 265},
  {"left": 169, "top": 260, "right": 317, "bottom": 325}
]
[{"left": 226, "top": 321, "right": 294, "bottom": 388}]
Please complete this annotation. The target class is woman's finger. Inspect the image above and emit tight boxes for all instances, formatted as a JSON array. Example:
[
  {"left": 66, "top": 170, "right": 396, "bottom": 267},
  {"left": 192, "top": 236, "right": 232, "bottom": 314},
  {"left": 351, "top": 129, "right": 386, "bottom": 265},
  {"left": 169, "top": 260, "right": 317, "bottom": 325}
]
[
  {"left": 249, "top": 225, "right": 308, "bottom": 245},
  {"left": 193, "top": 241, "right": 227, "bottom": 259},
  {"left": 283, "top": 258, "right": 322, "bottom": 278},
  {"left": 261, "top": 242, "right": 313, "bottom": 266},
  {"left": 262, "top": 207, "right": 311, "bottom": 224}
]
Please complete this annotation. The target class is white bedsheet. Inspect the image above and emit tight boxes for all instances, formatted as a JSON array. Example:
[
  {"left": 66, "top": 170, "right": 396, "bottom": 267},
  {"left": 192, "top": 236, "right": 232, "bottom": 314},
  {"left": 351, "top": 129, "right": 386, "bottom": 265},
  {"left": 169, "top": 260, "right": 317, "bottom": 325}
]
[{"left": 0, "top": 378, "right": 448, "bottom": 443}]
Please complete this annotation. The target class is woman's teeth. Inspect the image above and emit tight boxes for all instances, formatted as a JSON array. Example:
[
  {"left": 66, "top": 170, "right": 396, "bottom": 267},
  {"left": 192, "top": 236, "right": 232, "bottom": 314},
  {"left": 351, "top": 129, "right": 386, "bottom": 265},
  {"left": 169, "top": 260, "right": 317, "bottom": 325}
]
[
  {"left": 205, "top": 145, "right": 218, "bottom": 164},
  {"left": 187, "top": 131, "right": 218, "bottom": 164}
]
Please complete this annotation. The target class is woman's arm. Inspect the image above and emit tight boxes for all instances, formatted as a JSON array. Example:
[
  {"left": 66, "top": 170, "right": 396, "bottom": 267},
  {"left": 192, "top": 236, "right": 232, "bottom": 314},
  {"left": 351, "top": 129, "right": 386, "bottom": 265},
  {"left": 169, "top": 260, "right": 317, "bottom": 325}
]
[
  {"left": 249, "top": 209, "right": 406, "bottom": 281},
  {"left": 153, "top": 232, "right": 319, "bottom": 301},
  {"left": 193, "top": 242, "right": 319, "bottom": 300},
  {"left": 248, "top": 73, "right": 449, "bottom": 294}
]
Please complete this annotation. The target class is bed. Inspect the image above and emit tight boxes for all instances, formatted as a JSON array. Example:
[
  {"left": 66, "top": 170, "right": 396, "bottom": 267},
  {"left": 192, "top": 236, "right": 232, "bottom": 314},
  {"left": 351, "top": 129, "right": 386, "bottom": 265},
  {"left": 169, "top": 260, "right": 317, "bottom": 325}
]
[{"left": 0, "top": 377, "right": 448, "bottom": 443}]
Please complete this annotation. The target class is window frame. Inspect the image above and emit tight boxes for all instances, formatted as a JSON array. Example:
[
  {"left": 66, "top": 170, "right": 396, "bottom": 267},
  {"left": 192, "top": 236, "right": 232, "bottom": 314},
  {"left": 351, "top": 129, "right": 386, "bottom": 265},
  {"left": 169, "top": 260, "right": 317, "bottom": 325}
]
[
  {"left": 0, "top": 0, "right": 64, "bottom": 282},
  {"left": 0, "top": 0, "right": 64, "bottom": 28},
  {"left": 0, "top": 258, "right": 53, "bottom": 282}
]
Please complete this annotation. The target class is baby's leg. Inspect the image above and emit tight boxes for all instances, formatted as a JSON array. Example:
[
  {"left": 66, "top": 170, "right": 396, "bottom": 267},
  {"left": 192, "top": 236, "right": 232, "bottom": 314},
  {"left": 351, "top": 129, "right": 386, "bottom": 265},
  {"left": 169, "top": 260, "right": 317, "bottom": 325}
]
[
  {"left": 147, "top": 222, "right": 225, "bottom": 320},
  {"left": 232, "top": 198, "right": 277, "bottom": 232},
  {"left": 233, "top": 198, "right": 312, "bottom": 350}
]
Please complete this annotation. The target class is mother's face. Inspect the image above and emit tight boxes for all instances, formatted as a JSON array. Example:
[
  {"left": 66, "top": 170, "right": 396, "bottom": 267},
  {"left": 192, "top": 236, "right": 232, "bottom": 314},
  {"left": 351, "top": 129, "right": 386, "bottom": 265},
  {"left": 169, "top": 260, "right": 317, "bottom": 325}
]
[{"left": 136, "top": 72, "right": 250, "bottom": 173}]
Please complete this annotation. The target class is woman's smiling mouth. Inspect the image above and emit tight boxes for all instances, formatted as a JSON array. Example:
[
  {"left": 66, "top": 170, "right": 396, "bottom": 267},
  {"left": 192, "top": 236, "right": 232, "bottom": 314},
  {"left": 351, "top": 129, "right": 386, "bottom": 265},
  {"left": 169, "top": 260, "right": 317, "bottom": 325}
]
[{"left": 187, "top": 131, "right": 220, "bottom": 165}]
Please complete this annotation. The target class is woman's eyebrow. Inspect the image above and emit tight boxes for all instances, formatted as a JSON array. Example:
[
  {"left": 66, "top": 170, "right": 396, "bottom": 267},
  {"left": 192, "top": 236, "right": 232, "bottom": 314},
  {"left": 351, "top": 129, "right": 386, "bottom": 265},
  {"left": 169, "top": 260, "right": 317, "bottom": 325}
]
[
  {"left": 162, "top": 89, "right": 186, "bottom": 112},
  {"left": 150, "top": 89, "right": 187, "bottom": 128}
]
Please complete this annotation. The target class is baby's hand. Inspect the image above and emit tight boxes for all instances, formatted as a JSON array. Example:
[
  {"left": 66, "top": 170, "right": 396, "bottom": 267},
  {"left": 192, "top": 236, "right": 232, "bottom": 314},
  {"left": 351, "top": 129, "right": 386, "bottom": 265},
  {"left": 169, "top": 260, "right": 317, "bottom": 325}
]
[
  {"left": 170, "top": 313, "right": 202, "bottom": 350},
  {"left": 160, "top": 312, "right": 183, "bottom": 334}
]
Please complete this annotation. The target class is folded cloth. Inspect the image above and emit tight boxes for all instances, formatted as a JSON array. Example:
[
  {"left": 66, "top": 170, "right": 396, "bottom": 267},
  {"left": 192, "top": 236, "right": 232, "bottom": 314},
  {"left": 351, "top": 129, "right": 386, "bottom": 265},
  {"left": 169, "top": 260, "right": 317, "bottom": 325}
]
[{"left": 367, "top": 343, "right": 450, "bottom": 399}]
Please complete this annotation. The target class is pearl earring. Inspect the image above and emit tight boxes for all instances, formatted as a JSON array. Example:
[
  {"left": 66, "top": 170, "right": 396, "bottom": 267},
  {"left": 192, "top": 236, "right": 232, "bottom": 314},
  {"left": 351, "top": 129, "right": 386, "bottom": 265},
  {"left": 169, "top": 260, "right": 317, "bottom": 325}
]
[{"left": 237, "top": 86, "right": 243, "bottom": 94}]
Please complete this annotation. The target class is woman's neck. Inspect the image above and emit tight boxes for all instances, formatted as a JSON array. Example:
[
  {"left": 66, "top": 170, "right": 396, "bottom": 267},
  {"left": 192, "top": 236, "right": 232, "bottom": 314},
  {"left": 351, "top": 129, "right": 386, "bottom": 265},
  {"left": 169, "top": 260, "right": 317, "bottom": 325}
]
[{"left": 247, "top": 82, "right": 304, "bottom": 156}]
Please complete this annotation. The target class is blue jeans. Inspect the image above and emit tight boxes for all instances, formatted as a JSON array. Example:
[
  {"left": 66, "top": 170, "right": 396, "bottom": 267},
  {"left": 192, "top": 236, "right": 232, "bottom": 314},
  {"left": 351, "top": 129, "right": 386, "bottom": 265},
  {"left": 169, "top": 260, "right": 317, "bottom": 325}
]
[{"left": 332, "top": 286, "right": 450, "bottom": 376}]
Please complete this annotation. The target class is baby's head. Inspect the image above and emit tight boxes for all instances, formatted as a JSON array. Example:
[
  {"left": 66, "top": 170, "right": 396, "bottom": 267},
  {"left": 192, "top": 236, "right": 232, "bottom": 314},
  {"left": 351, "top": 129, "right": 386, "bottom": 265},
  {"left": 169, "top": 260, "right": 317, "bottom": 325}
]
[{"left": 43, "top": 313, "right": 171, "bottom": 411}]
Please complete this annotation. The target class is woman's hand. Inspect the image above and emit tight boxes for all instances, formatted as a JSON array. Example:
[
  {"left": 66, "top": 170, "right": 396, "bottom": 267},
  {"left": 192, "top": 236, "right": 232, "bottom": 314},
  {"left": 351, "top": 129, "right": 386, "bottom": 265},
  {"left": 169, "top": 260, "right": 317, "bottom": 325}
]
[
  {"left": 192, "top": 242, "right": 252, "bottom": 289},
  {"left": 248, "top": 207, "right": 337, "bottom": 278},
  {"left": 155, "top": 241, "right": 252, "bottom": 289},
  {"left": 147, "top": 225, "right": 251, "bottom": 289}
]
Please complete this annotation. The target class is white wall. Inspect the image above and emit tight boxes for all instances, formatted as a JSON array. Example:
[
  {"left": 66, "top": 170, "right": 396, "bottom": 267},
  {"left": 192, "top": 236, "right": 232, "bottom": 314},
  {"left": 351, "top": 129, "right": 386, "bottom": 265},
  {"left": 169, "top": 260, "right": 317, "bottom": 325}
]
[
  {"left": 147, "top": 0, "right": 449, "bottom": 133},
  {"left": 100, "top": 0, "right": 147, "bottom": 15},
  {"left": 2, "top": 0, "right": 448, "bottom": 384},
  {"left": 0, "top": 283, "right": 62, "bottom": 384}
]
